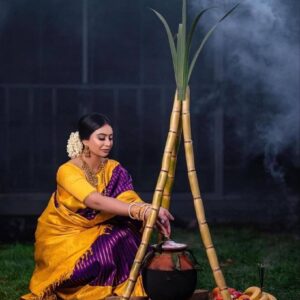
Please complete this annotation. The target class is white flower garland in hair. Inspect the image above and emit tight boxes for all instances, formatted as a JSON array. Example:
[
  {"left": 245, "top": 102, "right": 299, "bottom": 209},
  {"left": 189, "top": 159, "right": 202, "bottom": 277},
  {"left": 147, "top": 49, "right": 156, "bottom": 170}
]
[{"left": 66, "top": 131, "right": 83, "bottom": 158}]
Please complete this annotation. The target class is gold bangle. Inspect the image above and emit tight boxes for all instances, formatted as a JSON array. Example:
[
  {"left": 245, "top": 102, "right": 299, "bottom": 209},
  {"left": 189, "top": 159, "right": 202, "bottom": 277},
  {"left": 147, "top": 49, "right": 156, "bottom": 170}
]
[
  {"left": 128, "top": 202, "right": 139, "bottom": 219},
  {"left": 133, "top": 206, "right": 141, "bottom": 219},
  {"left": 128, "top": 203, "right": 152, "bottom": 221},
  {"left": 141, "top": 205, "right": 151, "bottom": 221},
  {"left": 137, "top": 204, "right": 149, "bottom": 220}
]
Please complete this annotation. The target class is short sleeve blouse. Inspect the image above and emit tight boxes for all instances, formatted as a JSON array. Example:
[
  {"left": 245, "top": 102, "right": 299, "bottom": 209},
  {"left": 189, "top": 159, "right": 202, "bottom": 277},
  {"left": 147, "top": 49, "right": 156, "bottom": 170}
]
[
  {"left": 56, "top": 163, "right": 97, "bottom": 211},
  {"left": 55, "top": 160, "right": 141, "bottom": 214}
]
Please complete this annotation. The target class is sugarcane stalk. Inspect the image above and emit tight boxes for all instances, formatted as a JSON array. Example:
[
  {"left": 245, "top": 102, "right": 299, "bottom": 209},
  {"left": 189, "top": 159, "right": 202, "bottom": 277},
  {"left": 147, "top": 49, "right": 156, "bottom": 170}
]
[
  {"left": 161, "top": 117, "right": 182, "bottom": 211},
  {"left": 120, "top": 92, "right": 182, "bottom": 300},
  {"left": 182, "top": 87, "right": 231, "bottom": 300},
  {"left": 121, "top": 2, "right": 240, "bottom": 298},
  {"left": 157, "top": 112, "right": 182, "bottom": 243}
]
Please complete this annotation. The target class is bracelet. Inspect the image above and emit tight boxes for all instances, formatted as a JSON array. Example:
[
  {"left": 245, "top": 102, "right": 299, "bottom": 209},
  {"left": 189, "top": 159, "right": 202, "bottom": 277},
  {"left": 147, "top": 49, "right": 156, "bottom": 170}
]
[
  {"left": 141, "top": 205, "right": 151, "bottom": 221},
  {"left": 137, "top": 203, "right": 149, "bottom": 220},
  {"left": 128, "top": 203, "right": 151, "bottom": 221},
  {"left": 128, "top": 202, "right": 139, "bottom": 220}
]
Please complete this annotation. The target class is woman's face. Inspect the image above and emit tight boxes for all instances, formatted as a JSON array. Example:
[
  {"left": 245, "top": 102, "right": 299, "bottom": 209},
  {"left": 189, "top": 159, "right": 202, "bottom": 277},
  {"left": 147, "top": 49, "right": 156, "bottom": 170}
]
[{"left": 83, "top": 124, "right": 113, "bottom": 158}]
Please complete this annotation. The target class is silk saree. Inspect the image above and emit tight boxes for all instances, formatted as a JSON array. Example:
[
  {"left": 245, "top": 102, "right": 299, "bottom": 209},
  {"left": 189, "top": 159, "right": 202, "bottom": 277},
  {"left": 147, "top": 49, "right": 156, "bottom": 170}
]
[{"left": 21, "top": 159, "right": 146, "bottom": 300}]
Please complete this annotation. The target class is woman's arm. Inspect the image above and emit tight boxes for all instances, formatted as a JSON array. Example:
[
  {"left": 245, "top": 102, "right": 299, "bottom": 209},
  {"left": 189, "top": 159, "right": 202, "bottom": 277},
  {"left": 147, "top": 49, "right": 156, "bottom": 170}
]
[
  {"left": 85, "top": 192, "right": 133, "bottom": 216},
  {"left": 84, "top": 192, "right": 174, "bottom": 237}
]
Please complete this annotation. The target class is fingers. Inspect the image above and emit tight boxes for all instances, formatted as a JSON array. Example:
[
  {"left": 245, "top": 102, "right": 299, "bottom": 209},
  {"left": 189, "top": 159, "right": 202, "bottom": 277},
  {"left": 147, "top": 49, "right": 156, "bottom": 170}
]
[
  {"left": 158, "top": 207, "right": 174, "bottom": 221},
  {"left": 164, "top": 221, "right": 171, "bottom": 237},
  {"left": 142, "top": 206, "right": 174, "bottom": 238},
  {"left": 156, "top": 207, "right": 174, "bottom": 238},
  {"left": 156, "top": 220, "right": 170, "bottom": 237},
  {"left": 156, "top": 217, "right": 171, "bottom": 237},
  {"left": 163, "top": 208, "right": 174, "bottom": 220},
  {"left": 166, "top": 210, "right": 174, "bottom": 221}
]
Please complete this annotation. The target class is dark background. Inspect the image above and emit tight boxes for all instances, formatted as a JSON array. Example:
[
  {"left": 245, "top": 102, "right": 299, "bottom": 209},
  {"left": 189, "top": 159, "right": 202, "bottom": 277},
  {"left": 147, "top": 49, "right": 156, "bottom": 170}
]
[{"left": 0, "top": 0, "right": 299, "bottom": 240}]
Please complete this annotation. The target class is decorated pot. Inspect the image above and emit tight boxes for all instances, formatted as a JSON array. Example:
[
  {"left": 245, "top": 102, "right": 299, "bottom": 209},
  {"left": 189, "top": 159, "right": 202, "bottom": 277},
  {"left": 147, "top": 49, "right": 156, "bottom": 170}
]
[{"left": 142, "top": 240, "right": 198, "bottom": 300}]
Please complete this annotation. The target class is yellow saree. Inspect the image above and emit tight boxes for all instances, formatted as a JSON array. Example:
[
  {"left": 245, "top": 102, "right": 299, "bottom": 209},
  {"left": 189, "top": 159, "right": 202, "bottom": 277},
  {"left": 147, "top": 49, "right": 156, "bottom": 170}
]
[{"left": 21, "top": 159, "right": 146, "bottom": 300}]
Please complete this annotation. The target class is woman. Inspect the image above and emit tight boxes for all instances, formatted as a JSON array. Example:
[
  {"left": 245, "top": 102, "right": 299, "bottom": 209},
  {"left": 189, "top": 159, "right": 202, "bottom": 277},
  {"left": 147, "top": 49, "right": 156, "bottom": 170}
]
[{"left": 22, "top": 113, "right": 173, "bottom": 300}]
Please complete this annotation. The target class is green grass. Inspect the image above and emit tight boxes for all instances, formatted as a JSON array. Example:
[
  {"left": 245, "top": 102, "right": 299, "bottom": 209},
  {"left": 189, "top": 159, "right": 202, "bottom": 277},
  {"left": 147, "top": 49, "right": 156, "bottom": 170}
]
[
  {"left": 174, "top": 226, "right": 300, "bottom": 300},
  {"left": 1, "top": 227, "right": 299, "bottom": 299},
  {"left": 0, "top": 243, "right": 34, "bottom": 299}
]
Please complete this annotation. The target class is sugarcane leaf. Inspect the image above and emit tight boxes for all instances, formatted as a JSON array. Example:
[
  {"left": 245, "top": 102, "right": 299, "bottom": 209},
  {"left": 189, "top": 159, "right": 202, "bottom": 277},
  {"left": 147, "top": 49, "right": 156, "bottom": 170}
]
[
  {"left": 150, "top": 8, "right": 178, "bottom": 79},
  {"left": 177, "top": 24, "right": 183, "bottom": 87},
  {"left": 173, "top": 32, "right": 177, "bottom": 42},
  {"left": 188, "top": 24, "right": 217, "bottom": 81},
  {"left": 182, "top": 0, "right": 187, "bottom": 27},
  {"left": 182, "top": 0, "right": 187, "bottom": 44},
  {"left": 188, "top": 3, "right": 240, "bottom": 81},
  {"left": 177, "top": 23, "right": 187, "bottom": 100},
  {"left": 182, "top": 44, "right": 189, "bottom": 99},
  {"left": 219, "top": 2, "right": 240, "bottom": 22},
  {"left": 187, "top": 7, "right": 217, "bottom": 51},
  {"left": 181, "top": 0, "right": 188, "bottom": 95},
  {"left": 185, "top": 7, "right": 216, "bottom": 88}
]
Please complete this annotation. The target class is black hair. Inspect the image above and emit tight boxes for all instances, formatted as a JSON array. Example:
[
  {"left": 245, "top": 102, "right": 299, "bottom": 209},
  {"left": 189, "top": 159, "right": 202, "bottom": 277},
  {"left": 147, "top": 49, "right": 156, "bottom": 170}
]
[{"left": 78, "top": 113, "right": 112, "bottom": 140}]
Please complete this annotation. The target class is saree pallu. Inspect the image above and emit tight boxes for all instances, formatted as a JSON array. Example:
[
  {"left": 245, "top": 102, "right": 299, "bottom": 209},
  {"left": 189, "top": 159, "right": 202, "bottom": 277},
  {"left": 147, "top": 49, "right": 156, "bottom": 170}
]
[{"left": 21, "top": 160, "right": 146, "bottom": 300}]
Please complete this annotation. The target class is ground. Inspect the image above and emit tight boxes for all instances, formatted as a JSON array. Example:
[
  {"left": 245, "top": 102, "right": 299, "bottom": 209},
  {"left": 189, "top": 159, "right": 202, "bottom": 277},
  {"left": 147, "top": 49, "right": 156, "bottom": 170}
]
[{"left": 0, "top": 226, "right": 299, "bottom": 299}]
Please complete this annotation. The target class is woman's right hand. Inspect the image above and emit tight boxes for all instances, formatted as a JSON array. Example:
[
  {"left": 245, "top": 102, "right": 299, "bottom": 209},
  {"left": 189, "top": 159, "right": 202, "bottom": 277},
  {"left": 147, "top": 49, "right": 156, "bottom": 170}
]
[{"left": 144, "top": 206, "right": 174, "bottom": 238}]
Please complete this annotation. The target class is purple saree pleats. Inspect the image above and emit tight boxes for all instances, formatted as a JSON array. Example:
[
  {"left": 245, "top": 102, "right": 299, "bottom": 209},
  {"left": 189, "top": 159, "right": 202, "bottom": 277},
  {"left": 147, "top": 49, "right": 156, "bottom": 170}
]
[
  {"left": 105, "top": 164, "right": 134, "bottom": 198},
  {"left": 60, "top": 219, "right": 141, "bottom": 288}
]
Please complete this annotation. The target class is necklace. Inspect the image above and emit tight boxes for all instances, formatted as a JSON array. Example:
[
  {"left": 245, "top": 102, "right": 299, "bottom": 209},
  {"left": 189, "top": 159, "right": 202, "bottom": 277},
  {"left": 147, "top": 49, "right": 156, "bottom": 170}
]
[{"left": 79, "top": 156, "right": 108, "bottom": 193}]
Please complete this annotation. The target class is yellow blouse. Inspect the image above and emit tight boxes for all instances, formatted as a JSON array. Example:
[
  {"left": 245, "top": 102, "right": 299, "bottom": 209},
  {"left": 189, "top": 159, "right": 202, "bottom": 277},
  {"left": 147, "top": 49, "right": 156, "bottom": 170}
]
[{"left": 55, "top": 159, "right": 142, "bottom": 222}]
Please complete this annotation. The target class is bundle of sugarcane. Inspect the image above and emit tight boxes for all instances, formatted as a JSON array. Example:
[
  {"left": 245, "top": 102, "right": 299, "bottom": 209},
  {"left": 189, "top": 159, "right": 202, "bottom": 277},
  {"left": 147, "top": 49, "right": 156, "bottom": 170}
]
[{"left": 120, "top": 1, "right": 239, "bottom": 300}]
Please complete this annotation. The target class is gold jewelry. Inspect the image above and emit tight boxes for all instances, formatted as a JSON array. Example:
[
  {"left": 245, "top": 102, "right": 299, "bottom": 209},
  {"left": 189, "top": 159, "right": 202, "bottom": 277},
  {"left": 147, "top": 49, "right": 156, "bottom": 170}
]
[
  {"left": 141, "top": 205, "right": 151, "bottom": 221},
  {"left": 138, "top": 204, "right": 149, "bottom": 220},
  {"left": 83, "top": 145, "right": 91, "bottom": 157},
  {"left": 79, "top": 156, "right": 107, "bottom": 190},
  {"left": 128, "top": 202, "right": 140, "bottom": 219},
  {"left": 128, "top": 203, "right": 151, "bottom": 221},
  {"left": 160, "top": 218, "right": 166, "bottom": 224}
]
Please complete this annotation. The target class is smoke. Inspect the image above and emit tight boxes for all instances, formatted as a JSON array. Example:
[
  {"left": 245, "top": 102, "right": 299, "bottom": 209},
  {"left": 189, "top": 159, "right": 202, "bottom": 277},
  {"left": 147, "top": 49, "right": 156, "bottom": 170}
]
[
  {"left": 263, "top": 143, "right": 285, "bottom": 185},
  {"left": 189, "top": 0, "right": 300, "bottom": 182}
]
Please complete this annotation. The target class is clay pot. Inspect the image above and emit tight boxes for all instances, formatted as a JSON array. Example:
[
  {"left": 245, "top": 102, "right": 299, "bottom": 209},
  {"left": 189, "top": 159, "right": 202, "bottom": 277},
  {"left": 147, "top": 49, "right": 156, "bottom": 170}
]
[{"left": 142, "top": 240, "right": 198, "bottom": 300}]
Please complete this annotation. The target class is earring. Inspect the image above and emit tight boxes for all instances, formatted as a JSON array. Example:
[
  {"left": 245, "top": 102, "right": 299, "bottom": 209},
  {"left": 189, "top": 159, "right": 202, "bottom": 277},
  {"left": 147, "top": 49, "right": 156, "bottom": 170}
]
[{"left": 83, "top": 145, "right": 91, "bottom": 157}]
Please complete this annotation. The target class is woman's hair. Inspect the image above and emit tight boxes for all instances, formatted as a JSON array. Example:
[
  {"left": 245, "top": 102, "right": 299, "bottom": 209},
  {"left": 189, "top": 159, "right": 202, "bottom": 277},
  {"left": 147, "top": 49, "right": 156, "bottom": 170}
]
[{"left": 78, "top": 113, "right": 111, "bottom": 140}]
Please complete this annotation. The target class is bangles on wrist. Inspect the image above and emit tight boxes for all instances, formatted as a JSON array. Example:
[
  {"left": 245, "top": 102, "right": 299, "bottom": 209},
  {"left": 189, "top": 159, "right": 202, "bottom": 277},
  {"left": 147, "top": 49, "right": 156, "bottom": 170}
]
[
  {"left": 140, "top": 205, "right": 151, "bottom": 221},
  {"left": 128, "top": 202, "right": 151, "bottom": 221}
]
